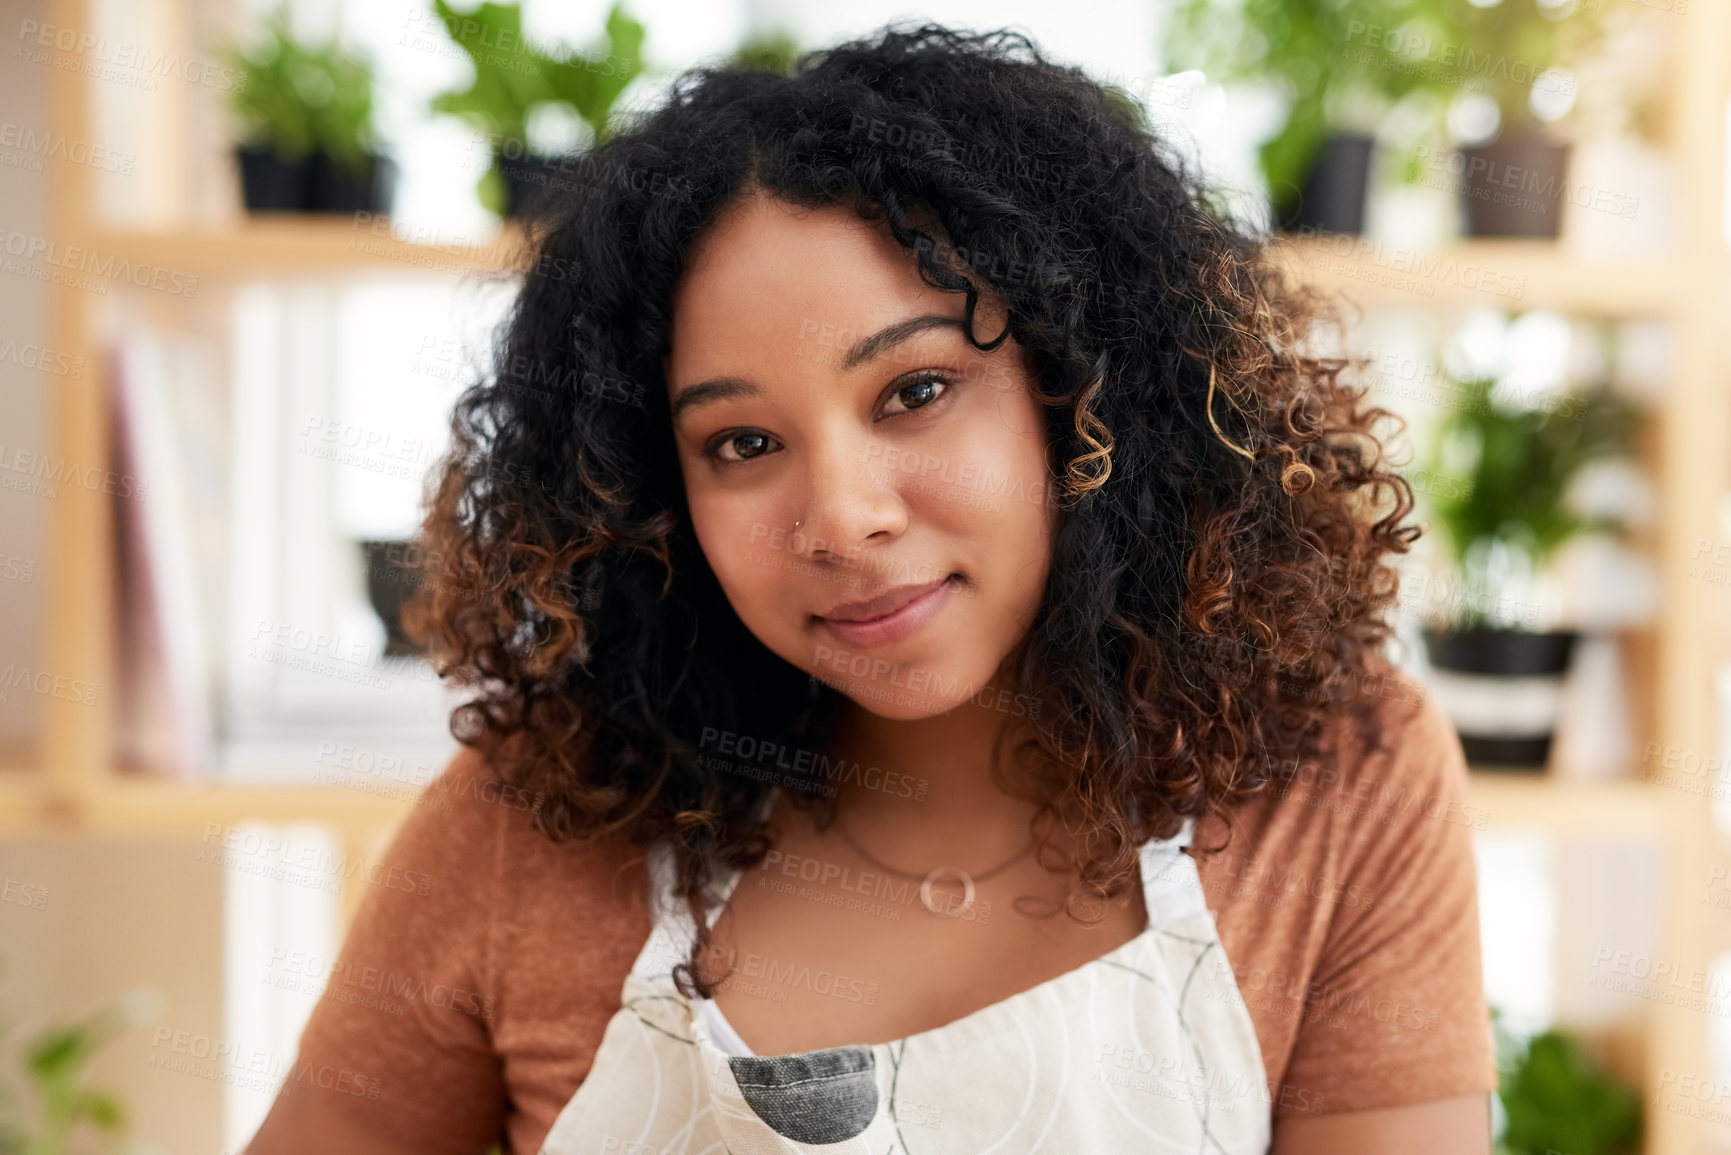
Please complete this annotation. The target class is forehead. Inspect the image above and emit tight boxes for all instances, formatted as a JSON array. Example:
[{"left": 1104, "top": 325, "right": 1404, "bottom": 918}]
[{"left": 667, "top": 194, "right": 954, "bottom": 362}]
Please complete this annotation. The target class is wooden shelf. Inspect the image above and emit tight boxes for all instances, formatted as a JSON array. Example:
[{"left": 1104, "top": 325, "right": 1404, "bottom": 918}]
[
  {"left": 84, "top": 217, "right": 530, "bottom": 278},
  {"left": 0, "top": 773, "right": 414, "bottom": 837},
  {"left": 1466, "top": 771, "right": 1673, "bottom": 837},
  {"left": 80, "top": 226, "right": 1705, "bottom": 307},
  {"left": 1269, "top": 237, "right": 1689, "bottom": 315}
]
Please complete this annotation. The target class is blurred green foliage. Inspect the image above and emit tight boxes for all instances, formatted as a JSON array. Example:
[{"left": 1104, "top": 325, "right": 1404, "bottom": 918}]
[
  {"left": 1421, "top": 372, "right": 1639, "bottom": 628},
  {"left": 0, "top": 989, "right": 161, "bottom": 1155},
  {"left": 224, "top": 7, "right": 379, "bottom": 173},
  {"left": 1492, "top": 1009, "right": 1642, "bottom": 1155},
  {"left": 727, "top": 30, "right": 801, "bottom": 76},
  {"left": 1164, "top": 0, "right": 1604, "bottom": 221},
  {"left": 429, "top": 1, "right": 647, "bottom": 212}
]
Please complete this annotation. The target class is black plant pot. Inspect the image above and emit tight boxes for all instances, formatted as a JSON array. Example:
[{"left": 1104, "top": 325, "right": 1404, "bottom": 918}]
[
  {"left": 236, "top": 144, "right": 314, "bottom": 211},
  {"left": 1278, "top": 133, "right": 1375, "bottom": 236},
  {"left": 307, "top": 151, "right": 397, "bottom": 215},
  {"left": 361, "top": 540, "right": 426, "bottom": 657},
  {"left": 1458, "top": 135, "right": 1571, "bottom": 239},
  {"left": 1423, "top": 627, "right": 1579, "bottom": 770},
  {"left": 498, "top": 152, "right": 571, "bottom": 220}
]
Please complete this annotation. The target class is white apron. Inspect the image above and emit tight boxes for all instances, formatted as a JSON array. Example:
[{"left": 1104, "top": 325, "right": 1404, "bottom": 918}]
[{"left": 541, "top": 791, "right": 1272, "bottom": 1154}]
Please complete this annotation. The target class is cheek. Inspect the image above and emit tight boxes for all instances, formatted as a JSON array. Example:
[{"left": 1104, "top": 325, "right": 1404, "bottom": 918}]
[
  {"left": 969, "top": 391, "right": 1054, "bottom": 594},
  {"left": 920, "top": 389, "right": 1051, "bottom": 539},
  {"left": 687, "top": 492, "right": 773, "bottom": 599}
]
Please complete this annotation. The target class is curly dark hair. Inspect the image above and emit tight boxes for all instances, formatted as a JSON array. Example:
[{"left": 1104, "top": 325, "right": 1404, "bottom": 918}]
[{"left": 405, "top": 21, "right": 1421, "bottom": 999}]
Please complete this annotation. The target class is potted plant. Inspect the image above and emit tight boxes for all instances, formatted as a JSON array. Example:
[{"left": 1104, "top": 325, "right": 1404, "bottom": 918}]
[
  {"left": 1165, "top": 0, "right": 1397, "bottom": 236},
  {"left": 430, "top": 1, "right": 647, "bottom": 220},
  {"left": 362, "top": 540, "right": 427, "bottom": 657},
  {"left": 225, "top": 8, "right": 319, "bottom": 210},
  {"left": 302, "top": 34, "right": 392, "bottom": 213},
  {"left": 1491, "top": 1009, "right": 1641, "bottom": 1155},
  {"left": 1417, "top": 371, "right": 1640, "bottom": 769},
  {"left": 225, "top": 8, "right": 395, "bottom": 215},
  {"left": 1166, "top": 0, "right": 1609, "bottom": 239},
  {"left": 0, "top": 987, "right": 164, "bottom": 1154},
  {"left": 727, "top": 29, "right": 802, "bottom": 76},
  {"left": 1394, "top": 0, "right": 1605, "bottom": 238}
]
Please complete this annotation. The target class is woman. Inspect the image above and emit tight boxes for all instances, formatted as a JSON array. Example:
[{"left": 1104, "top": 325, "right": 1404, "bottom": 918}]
[{"left": 249, "top": 23, "right": 1495, "bottom": 1155}]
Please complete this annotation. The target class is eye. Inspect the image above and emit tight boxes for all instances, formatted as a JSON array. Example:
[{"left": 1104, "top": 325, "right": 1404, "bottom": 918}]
[
  {"left": 881, "top": 373, "right": 953, "bottom": 417},
  {"left": 706, "top": 430, "right": 781, "bottom": 464}
]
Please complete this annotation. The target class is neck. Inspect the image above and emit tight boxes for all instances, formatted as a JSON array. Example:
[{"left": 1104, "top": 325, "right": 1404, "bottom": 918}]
[{"left": 820, "top": 685, "right": 1049, "bottom": 861}]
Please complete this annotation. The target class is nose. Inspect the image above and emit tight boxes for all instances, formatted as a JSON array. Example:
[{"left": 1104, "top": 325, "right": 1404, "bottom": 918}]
[{"left": 788, "top": 423, "right": 908, "bottom": 567}]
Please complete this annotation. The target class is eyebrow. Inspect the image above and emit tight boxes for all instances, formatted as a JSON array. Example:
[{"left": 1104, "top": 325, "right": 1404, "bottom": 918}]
[{"left": 669, "top": 313, "right": 967, "bottom": 422}]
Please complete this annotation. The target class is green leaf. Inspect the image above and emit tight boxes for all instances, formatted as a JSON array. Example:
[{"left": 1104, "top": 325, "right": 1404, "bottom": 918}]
[
  {"left": 75, "top": 1090, "right": 126, "bottom": 1131},
  {"left": 728, "top": 30, "right": 801, "bottom": 76},
  {"left": 221, "top": 6, "right": 377, "bottom": 165},
  {"left": 1497, "top": 1029, "right": 1642, "bottom": 1155},
  {"left": 1163, "top": 0, "right": 1609, "bottom": 210},
  {"left": 26, "top": 1027, "right": 91, "bottom": 1083},
  {"left": 1418, "top": 373, "right": 1639, "bottom": 626}
]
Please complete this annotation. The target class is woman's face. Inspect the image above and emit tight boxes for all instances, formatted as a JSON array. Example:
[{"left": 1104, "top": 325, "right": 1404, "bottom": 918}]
[{"left": 664, "top": 191, "right": 1057, "bottom": 720}]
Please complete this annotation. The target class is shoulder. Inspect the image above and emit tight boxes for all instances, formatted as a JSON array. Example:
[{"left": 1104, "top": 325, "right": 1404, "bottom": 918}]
[
  {"left": 408, "top": 742, "right": 656, "bottom": 969},
  {"left": 249, "top": 744, "right": 656, "bottom": 1154},
  {"left": 1199, "top": 669, "right": 1479, "bottom": 861},
  {"left": 429, "top": 745, "right": 656, "bottom": 1152},
  {"left": 1192, "top": 669, "right": 1498, "bottom": 1115}
]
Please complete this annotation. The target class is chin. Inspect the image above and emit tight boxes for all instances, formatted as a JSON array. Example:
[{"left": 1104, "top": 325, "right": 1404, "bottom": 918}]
[{"left": 809, "top": 659, "right": 988, "bottom": 721}]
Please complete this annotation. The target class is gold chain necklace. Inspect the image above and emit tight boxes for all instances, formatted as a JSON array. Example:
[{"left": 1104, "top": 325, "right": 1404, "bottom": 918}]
[{"left": 834, "top": 815, "right": 1033, "bottom": 918}]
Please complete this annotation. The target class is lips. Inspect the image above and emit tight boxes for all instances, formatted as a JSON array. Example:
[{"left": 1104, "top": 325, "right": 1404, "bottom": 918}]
[
  {"left": 814, "top": 574, "right": 960, "bottom": 650},
  {"left": 817, "top": 576, "right": 954, "bottom": 622}
]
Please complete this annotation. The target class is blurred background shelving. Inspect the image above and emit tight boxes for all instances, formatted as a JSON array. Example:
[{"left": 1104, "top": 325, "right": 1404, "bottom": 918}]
[{"left": 1, "top": 0, "right": 1729, "bottom": 1151}]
